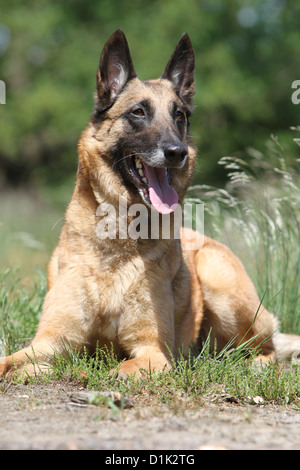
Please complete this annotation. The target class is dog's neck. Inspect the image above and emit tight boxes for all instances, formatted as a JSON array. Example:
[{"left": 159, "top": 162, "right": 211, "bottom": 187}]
[{"left": 67, "top": 174, "right": 181, "bottom": 257}]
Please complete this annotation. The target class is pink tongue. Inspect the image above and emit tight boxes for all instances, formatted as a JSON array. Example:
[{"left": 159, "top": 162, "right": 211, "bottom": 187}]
[{"left": 143, "top": 165, "right": 178, "bottom": 214}]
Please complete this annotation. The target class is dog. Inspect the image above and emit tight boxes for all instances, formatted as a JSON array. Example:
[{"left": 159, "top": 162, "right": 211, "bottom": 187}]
[{"left": 1, "top": 30, "right": 299, "bottom": 380}]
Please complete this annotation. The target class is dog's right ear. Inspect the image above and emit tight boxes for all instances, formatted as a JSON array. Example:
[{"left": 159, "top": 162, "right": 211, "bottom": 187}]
[{"left": 96, "top": 30, "right": 137, "bottom": 111}]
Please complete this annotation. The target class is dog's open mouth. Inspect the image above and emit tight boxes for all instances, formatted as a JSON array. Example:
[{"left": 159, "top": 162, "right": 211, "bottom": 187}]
[{"left": 129, "top": 156, "right": 178, "bottom": 214}]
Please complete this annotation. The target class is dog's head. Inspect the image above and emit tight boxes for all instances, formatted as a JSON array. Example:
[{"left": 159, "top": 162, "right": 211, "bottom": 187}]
[{"left": 84, "top": 30, "right": 196, "bottom": 214}]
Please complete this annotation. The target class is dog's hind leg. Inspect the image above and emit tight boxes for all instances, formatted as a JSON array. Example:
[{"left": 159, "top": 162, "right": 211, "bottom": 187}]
[{"left": 185, "top": 233, "right": 278, "bottom": 360}]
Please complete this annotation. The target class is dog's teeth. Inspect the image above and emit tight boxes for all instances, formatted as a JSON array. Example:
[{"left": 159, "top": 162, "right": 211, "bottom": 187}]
[
  {"left": 134, "top": 156, "right": 147, "bottom": 183},
  {"left": 135, "top": 158, "right": 142, "bottom": 169}
]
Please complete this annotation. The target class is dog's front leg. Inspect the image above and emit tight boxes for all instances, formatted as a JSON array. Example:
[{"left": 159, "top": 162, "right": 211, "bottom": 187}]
[
  {"left": 116, "top": 283, "right": 175, "bottom": 379},
  {"left": 0, "top": 272, "right": 95, "bottom": 381}
]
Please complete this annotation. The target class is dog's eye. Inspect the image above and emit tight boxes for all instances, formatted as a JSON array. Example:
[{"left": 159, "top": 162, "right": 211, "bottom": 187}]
[
  {"left": 175, "top": 110, "right": 185, "bottom": 121},
  {"left": 131, "top": 108, "right": 145, "bottom": 117}
]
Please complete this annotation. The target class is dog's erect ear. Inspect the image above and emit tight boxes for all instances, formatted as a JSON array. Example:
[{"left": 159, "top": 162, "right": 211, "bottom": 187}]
[
  {"left": 162, "top": 33, "right": 195, "bottom": 109},
  {"left": 96, "top": 30, "right": 137, "bottom": 111}
]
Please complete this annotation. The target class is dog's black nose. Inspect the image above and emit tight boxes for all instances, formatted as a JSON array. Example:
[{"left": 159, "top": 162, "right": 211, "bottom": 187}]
[{"left": 164, "top": 143, "right": 187, "bottom": 164}]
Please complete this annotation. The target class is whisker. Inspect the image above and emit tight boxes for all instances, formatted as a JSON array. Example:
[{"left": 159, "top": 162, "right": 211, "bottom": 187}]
[
  {"left": 111, "top": 152, "right": 150, "bottom": 170},
  {"left": 111, "top": 155, "right": 131, "bottom": 170}
]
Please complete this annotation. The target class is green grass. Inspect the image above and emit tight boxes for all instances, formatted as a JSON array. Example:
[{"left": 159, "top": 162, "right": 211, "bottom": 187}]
[
  {"left": 1, "top": 132, "right": 300, "bottom": 407},
  {"left": 31, "top": 341, "right": 299, "bottom": 408},
  {"left": 2, "top": 320, "right": 300, "bottom": 408},
  {"left": 0, "top": 268, "right": 46, "bottom": 356}
]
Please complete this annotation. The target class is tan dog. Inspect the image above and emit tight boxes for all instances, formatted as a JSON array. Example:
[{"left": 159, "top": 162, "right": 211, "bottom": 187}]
[{"left": 1, "top": 30, "right": 299, "bottom": 380}]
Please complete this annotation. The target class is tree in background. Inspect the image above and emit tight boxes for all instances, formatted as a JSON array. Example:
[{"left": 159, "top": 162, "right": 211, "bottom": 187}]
[{"left": 0, "top": 0, "right": 299, "bottom": 188}]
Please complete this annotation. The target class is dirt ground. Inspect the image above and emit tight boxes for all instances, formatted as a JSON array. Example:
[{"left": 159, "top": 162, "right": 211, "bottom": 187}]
[{"left": 0, "top": 382, "right": 300, "bottom": 450}]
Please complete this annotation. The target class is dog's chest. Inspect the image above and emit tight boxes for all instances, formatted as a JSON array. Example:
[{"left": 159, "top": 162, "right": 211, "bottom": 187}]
[
  {"left": 93, "top": 250, "right": 179, "bottom": 341},
  {"left": 93, "top": 256, "right": 145, "bottom": 337}
]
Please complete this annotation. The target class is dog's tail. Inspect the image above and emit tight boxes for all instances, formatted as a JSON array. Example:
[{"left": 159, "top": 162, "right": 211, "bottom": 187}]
[{"left": 273, "top": 332, "right": 300, "bottom": 362}]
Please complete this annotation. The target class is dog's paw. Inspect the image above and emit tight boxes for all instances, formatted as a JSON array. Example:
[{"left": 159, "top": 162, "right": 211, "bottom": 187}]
[
  {"left": 110, "top": 363, "right": 146, "bottom": 382},
  {"left": 113, "top": 356, "right": 171, "bottom": 381},
  {"left": 0, "top": 359, "right": 52, "bottom": 383}
]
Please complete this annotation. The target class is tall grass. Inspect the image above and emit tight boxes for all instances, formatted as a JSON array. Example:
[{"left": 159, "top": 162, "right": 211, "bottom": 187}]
[{"left": 0, "top": 268, "right": 46, "bottom": 356}]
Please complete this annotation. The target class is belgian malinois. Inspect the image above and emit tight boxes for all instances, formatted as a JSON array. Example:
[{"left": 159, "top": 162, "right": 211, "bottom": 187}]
[{"left": 1, "top": 30, "right": 299, "bottom": 380}]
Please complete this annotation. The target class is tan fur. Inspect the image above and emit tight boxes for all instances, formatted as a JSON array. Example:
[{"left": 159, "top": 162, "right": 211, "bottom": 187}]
[{"left": 1, "top": 31, "right": 299, "bottom": 381}]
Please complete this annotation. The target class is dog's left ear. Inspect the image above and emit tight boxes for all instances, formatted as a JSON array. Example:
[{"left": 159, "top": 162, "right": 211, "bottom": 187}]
[
  {"left": 96, "top": 30, "right": 137, "bottom": 111},
  {"left": 162, "top": 33, "right": 195, "bottom": 109}
]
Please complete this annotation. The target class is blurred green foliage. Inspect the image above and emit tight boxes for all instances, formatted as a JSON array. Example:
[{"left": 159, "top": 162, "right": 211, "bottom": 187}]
[{"left": 0, "top": 0, "right": 299, "bottom": 188}]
